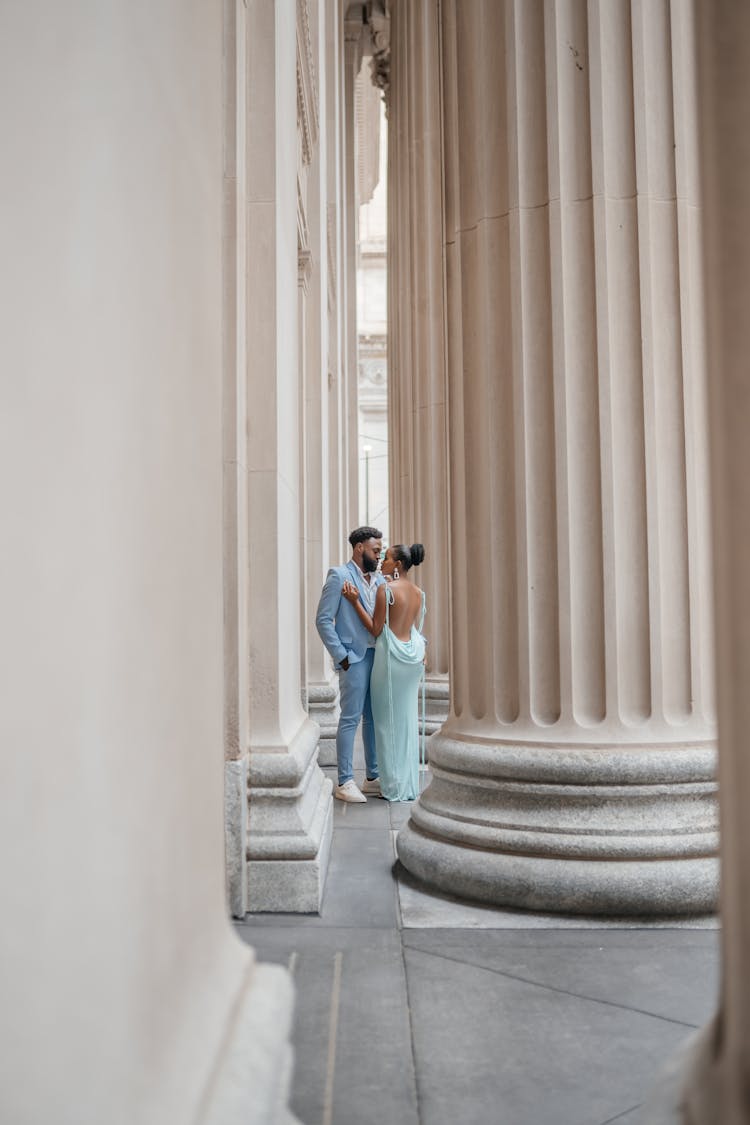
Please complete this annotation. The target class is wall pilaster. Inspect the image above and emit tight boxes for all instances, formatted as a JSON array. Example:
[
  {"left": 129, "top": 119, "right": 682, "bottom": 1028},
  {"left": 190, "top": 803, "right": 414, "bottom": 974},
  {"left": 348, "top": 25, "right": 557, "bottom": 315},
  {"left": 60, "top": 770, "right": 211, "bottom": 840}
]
[{"left": 241, "top": 0, "right": 332, "bottom": 913}]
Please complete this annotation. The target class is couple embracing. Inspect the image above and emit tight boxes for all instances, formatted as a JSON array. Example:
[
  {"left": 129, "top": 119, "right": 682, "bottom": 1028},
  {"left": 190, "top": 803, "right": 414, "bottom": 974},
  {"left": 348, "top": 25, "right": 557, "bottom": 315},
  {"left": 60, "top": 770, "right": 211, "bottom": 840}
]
[{"left": 315, "top": 526, "right": 427, "bottom": 804}]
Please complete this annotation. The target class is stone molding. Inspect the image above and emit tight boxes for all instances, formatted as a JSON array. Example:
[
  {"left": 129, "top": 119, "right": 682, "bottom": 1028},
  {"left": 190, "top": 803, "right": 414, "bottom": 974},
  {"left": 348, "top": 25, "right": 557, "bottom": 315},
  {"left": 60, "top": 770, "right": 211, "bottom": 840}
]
[
  {"left": 307, "top": 677, "right": 339, "bottom": 767},
  {"left": 398, "top": 826, "right": 717, "bottom": 917},
  {"left": 298, "top": 247, "right": 313, "bottom": 291},
  {"left": 355, "top": 67, "right": 382, "bottom": 205},
  {"left": 226, "top": 757, "right": 249, "bottom": 918},
  {"left": 246, "top": 717, "right": 333, "bottom": 911},
  {"left": 398, "top": 733, "right": 718, "bottom": 914},
  {"left": 297, "top": 179, "right": 312, "bottom": 291},
  {"left": 366, "top": 0, "right": 390, "bottom": 104},
  {"left": 422, "top": 676, "right": 450, "bottom": 738},
  {"left": 296, "top": 0, "right": 318, "bottom": 166}
]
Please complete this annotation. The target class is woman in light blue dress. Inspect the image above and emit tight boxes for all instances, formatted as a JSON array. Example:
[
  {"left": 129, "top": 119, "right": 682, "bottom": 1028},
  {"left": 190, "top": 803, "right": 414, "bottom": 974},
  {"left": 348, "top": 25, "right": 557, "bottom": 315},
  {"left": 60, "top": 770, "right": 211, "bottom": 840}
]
[{"left": 342, "top": 543, "right": 426, "bottom": 801}]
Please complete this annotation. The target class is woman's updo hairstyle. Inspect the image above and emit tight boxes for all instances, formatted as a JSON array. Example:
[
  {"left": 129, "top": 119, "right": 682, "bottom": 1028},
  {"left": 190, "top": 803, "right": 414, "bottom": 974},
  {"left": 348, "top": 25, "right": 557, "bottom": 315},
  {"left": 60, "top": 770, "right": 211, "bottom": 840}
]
[{"left": 391, "top": 542, "right": 425, "bottom": 571}]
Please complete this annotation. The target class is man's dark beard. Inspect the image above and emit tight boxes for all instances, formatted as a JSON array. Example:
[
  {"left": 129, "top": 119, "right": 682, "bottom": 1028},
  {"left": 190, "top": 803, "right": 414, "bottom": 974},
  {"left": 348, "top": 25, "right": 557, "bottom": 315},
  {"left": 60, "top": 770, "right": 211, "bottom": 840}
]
[{"left": 362, "top": 554, "right": 378, "bottom": 574}]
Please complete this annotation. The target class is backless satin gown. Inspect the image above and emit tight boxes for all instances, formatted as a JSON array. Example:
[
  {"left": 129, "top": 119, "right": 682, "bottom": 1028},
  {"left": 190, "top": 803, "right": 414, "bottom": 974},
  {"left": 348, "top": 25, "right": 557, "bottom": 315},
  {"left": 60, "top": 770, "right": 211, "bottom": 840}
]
[{"left": 370, "top": 587, "right": 426, "bottom": 801}]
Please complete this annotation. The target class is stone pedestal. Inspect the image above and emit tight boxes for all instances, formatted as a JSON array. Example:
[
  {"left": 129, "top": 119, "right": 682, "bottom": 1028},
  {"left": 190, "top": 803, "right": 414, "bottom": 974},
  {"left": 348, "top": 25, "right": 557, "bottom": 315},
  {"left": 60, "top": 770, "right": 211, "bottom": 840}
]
[
  {"left": 397, "top": 0, "right": 717, "bottom": 915},
  {"left": 247, "top": 718, "right": 334, "bottom": 912},
  {"left": 309, "top": 678, "right": 340, "bottom": 766}
]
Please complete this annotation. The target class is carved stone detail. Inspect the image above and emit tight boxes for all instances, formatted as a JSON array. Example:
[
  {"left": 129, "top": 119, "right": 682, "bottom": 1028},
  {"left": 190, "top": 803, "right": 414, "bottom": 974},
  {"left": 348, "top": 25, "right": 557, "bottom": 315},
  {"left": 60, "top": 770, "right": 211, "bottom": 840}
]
[
  {"left": 296, "top": 0, "right": 319, "bottom": 166},
  {"left": 366, "top": 1, "right": 391, "bottom": 106},
  {"left": 297, "top": 179, "right": 312, "bottom": 293}
]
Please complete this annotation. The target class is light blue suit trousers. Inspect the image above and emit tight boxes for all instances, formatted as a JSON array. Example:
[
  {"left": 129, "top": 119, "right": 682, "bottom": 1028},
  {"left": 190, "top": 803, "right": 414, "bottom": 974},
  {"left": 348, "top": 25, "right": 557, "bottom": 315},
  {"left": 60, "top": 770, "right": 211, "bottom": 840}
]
[{"left": 315, "top": 562, "right": 384, "bottom": 784}]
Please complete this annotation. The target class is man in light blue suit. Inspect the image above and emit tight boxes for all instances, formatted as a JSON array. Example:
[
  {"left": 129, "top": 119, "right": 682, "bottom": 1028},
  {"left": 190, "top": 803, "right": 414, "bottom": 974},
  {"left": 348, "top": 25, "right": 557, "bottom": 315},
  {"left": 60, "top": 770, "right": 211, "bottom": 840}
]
[{"left": 316, "top": 526, "right": 385, "bottom": 802}]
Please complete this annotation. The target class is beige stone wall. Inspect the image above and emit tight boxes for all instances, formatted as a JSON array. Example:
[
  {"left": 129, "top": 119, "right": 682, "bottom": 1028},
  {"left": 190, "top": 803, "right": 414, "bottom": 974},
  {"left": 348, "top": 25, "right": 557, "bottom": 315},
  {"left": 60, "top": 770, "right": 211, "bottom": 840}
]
[{"left": 0, "top": 3, "right": 293, "bottom": 1122}]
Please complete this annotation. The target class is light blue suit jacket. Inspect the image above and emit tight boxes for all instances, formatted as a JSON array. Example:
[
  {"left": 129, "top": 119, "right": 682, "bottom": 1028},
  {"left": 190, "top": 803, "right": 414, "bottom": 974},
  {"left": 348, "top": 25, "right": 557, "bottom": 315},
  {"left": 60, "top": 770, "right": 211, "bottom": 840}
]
[{"left": 315, "top": 561, "right": 385, "bottom": 669}]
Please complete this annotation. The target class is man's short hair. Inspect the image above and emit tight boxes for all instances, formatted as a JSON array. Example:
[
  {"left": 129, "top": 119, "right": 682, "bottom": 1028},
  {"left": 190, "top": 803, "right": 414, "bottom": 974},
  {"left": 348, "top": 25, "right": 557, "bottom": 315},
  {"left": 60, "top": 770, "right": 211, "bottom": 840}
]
[{"left": 348, "top": 526, "right": 383, "bottom": 547}]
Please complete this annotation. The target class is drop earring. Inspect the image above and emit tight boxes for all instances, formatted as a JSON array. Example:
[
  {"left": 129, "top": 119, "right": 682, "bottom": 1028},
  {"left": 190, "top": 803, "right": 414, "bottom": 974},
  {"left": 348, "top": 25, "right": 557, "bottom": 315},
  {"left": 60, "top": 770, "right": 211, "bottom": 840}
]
[{"left": 393, "top": 568, "right": 400, "bottom": 581}]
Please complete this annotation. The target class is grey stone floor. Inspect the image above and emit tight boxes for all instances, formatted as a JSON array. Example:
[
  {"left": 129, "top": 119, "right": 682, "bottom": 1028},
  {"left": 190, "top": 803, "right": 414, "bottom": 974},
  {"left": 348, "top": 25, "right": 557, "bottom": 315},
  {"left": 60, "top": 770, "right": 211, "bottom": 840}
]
[{"left": 235, "top": 756, "right": 720, "bottom": 1125}]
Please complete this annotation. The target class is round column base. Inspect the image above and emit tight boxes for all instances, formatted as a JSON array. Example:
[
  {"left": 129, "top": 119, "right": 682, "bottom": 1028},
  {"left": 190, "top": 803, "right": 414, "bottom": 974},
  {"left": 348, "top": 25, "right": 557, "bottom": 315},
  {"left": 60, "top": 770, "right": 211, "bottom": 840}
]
[
  {"left": 397, "top": 820, "right": 718, "bottom": 915},
  {"left": 397, "top": 731, "right": 719, "bottom": 916},
  {"left": 421, "top": 676, "right": 450, "bottom": 739}
]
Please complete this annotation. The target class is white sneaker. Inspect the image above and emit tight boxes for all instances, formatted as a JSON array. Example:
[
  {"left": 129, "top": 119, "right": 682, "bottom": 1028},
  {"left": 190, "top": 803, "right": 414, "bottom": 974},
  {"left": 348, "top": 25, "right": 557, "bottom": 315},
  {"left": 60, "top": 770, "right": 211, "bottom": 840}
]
[
  {"left": 360, "top": 777, "right": 382, "bottom": 797},
  {"left": 334, "top": 780, "right": 367, "bottom": 803}
]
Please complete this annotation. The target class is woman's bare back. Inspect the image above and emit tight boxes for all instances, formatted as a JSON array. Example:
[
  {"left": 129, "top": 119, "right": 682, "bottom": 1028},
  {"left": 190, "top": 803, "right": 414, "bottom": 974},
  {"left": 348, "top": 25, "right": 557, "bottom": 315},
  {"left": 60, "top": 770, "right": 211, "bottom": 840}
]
[{"left": 385, "top": 580, "right": 423, "bottom": 641}]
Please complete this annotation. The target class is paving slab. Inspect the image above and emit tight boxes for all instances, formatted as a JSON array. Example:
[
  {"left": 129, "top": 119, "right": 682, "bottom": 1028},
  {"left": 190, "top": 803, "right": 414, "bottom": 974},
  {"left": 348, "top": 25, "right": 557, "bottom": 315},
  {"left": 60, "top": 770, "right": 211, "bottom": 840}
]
[
  {"left": 403, "top": 943, "right": 695, "bottom": 1125},
  {"left": 402, "top": 929, "right": 719, "bottom": 1030},
  {"left": 601, "top": 1107, "right": 644, "bottom": 1124},
  {"left": 237, "top": 926, "right": 418, "bottom": 1125},
  {"left": 331, "top": 790, "right": 391, "bottom": 830},
  {"left": 388, "top": 798, "right": 416, "bottom": 830},
  {"left": 332, "top": 941, "right": 419, "bottom": 1125},
  {"left": 237, "top": 924, "right": 405, "bottom": 958}
]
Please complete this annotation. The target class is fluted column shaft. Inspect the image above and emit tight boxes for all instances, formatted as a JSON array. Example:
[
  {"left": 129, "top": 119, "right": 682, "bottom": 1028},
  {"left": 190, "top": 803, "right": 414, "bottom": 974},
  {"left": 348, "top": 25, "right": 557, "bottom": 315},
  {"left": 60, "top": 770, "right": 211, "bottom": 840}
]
[
  {"left": 326, "top": 0, "right": 347, "bottom": 578},
  {"left": 304, "top": 0, "right": 341, "bottom": 766},
  {"left": 398, "top": 0, "right": 717, "bottom": 914},
  {"left": 388, "top": 0, "right": 450, "bottom": 731},
  {"left": 343, "top": 12, "right": 363, "bottom": 533}
]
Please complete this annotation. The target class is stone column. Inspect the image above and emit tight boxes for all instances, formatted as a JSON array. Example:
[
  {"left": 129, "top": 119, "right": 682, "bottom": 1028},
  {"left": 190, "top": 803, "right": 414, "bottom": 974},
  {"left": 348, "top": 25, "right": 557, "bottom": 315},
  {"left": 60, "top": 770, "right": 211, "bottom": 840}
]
[
  {"left": 674, "top": 3, "right": 750, "bottom": 1120},
  {"left": 397, "top": 0, "right": 717, "bottom": 915},
  {"left": 243, "top": 0, "right": 332, "bottom": 913},
  {"left": 344, "top": 7, "right": 364, "bottom": 531},
  {"left": 298, "top": 240, "right": 311, "bottom": 707},
  {"left": 297, "top": 71, "right": 312, "bottom": 714},
  {"left": 304, "top": 0, "right": 341, "bottom": 767},
  {"left": 387, "top": 0, "right": 450, "bottom": 734},
  {"left": 307, "top": 4, "right": 368, "bottom": 678},
  {"left": 326, "top": 0, "right": 350, "bottom": 570},
  {"left": 326, "top": 33, "right": 346, "bottom": 571},
  {"left": 1, "top": 2, "right": 295, "bottom": 1119}
]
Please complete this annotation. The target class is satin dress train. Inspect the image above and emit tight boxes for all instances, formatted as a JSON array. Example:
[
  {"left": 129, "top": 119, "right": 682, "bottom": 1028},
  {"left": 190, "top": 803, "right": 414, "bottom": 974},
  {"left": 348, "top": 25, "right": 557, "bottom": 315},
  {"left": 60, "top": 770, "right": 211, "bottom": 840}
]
[{"left": 370, "top": 587, "right": 426, "bottom": 801}]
